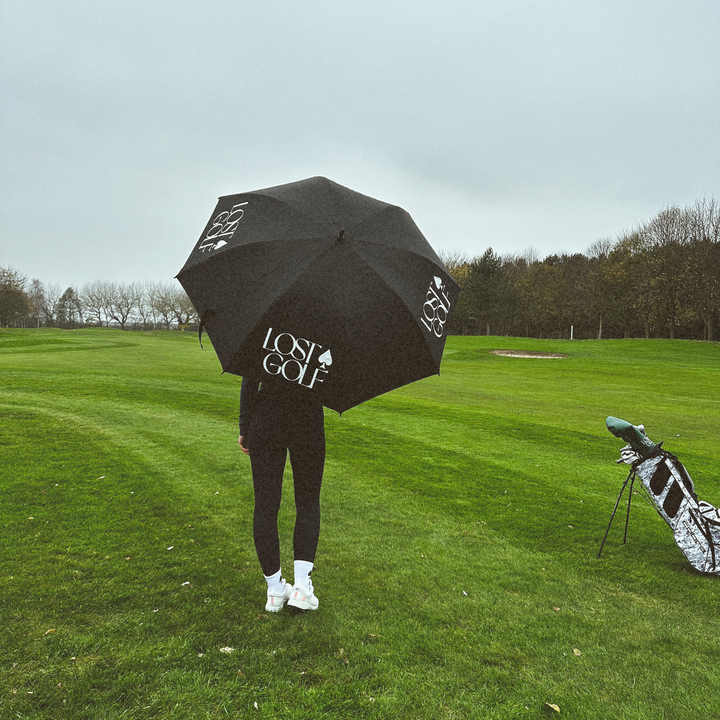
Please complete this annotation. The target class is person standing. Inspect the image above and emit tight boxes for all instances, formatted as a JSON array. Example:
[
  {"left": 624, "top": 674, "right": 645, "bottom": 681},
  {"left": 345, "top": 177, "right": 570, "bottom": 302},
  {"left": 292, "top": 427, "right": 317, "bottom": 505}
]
[{"left": 238, "top": 376, "right": 325, "bottom": 612}]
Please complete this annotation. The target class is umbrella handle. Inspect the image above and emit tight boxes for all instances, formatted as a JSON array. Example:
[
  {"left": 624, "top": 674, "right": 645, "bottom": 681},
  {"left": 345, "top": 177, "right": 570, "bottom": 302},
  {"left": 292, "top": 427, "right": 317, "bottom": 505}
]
[{"left": 198, "top": 310, "right": 214, "bottom": 350}]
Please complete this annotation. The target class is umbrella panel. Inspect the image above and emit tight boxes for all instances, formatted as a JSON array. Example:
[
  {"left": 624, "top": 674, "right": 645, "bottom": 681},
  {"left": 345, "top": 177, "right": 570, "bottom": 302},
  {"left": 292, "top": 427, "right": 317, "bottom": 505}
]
[
  {"left": 348, "top": 241, "right": 459, "bottom": 366},
  {"left": 179, "top": 237, "right": 339, "bottom": 364},
  {"left": 252, "top": 176, "right": 388, "bottom": 231},
  {"left": 350, "top": 203, "right": 443, "bottom": 261},
  {"left": 217, "top": 243, "right": 441, "bottom": 412},
  {"left": 179, "top": 192, "right": 332, "bottom": 275}
]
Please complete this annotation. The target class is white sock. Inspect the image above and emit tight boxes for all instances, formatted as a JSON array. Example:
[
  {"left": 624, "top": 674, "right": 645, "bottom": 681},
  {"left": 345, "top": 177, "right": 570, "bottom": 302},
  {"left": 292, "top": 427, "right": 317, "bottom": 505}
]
[
  {"left": 264, "top": 569, "right": 284, "bottom": 592},
  {"left": 294, "top": 560, "right": 314, "bottom": 590}
]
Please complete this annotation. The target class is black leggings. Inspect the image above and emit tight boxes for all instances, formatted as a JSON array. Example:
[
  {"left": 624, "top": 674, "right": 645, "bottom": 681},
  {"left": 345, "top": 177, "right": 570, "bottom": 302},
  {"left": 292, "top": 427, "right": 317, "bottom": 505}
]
[{"left": 248, "top": 392, "right": 325, "bottom": 576}]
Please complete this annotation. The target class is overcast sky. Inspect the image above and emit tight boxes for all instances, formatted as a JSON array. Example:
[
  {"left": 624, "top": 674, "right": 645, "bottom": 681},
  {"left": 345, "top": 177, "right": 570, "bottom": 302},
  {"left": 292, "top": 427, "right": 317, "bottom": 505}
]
[{"left": 2, "top": 0, "right": 718, "bottom": 291}]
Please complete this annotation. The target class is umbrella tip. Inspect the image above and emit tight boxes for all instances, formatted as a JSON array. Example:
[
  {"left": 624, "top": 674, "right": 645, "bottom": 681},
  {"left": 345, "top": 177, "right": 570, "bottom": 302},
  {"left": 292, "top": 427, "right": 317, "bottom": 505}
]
[{"left": 336, "top": 229, "right": 345, "bottom": 241}]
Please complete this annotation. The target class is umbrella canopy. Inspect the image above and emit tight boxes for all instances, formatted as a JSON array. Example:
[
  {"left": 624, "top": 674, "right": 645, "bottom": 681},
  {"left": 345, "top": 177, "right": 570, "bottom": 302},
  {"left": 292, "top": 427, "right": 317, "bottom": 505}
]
[{"left": 176, "top": 176, "right": 459, "bottom": 413}]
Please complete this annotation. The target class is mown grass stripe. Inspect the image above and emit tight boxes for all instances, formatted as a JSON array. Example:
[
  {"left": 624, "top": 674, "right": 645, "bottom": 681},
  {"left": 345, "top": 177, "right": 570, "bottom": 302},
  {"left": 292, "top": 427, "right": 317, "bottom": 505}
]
[{"left": 2, "top": 329, "right": 720, "bottom": 718}]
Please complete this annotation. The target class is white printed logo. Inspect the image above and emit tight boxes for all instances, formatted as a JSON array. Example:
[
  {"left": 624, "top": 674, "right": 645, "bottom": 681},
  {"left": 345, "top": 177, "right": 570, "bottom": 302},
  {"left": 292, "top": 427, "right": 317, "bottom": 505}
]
[
  {"left": 420, "top": 276, "right": 450, "bottom": 337},
  {"left": 262, "top": 328, "right": 330, "bottom": 389},
  {"left": 199, "top": 202, "right": 248, "bottom": 252}
]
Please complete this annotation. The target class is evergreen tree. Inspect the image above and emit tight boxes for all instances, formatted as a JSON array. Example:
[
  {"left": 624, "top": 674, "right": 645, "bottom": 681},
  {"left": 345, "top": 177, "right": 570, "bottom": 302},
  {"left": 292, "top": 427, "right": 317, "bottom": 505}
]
[
  {"left": 0, "top": 266, "right": 30, "bottom": 327},
  {"left": 57, "top": 287, "right": 83, "bottom": 329}
]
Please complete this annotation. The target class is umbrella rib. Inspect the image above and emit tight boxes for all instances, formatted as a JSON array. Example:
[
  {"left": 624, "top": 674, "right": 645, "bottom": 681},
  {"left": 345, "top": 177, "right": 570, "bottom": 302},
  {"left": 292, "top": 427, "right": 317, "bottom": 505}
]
[
  {"left": 241, "top": 237, "right": 333, "bottom": 322},
  {"left": 249, "top": 189, "right": 339, "bottom": 236},
  {"left": 341, "top": 242, "right": 443, "bottom": 362},
  {"left": 346, "top": 205, "right": 444, "bottom": 264}
]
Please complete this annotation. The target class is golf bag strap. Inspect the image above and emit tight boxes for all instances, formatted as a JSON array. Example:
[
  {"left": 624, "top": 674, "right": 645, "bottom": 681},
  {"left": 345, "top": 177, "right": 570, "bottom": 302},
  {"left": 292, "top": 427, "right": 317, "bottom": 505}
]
[
  {"left": 660, "top": 450, "right": 718, "bottom": 572},
  {"left": 664, "top": 450, "right": 697, "bottom": 499},
  {"left": 690, "top": 511, "right": 718, "bottom": 573}
]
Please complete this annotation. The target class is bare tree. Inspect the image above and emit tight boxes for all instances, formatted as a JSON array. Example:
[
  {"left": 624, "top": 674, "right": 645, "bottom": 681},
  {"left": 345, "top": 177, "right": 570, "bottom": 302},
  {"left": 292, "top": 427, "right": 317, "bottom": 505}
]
[
  {"left": 586, "top": 237, "right": 620, "bottom": 339},
  {"left": 80, "top": 280, "right": 109, "bottom": 327},
  {"left": 27, "top": 279, "right": 46, "bottom": 328},
  {"left": 437, "top": 249, "right": 469, "bottom": 273},
  {"left": 640, "top": 206, "right": 692, "bottom": 339},
  {"left": 134, "top": 282, "right": 156, "bottom": 329},
  {"left": 104, "top": 281, "right": 140, "bottom": 330},
  {"left": 169, "top": 284, "right": 198, "bottom": 328},
  {"left": 587, "top": 237, "right": 616, "bottom": 261},
  {"left": 147, "top": 281, "right": 177, "bottom": 329},
  {"left": 437, "top": 250, "right": 472, "bottom": 334},
  {"left": 520, "top": 247, "right": 541, "bottom": 265},
  {"left": 686, "top": 197, "right": 720, "bottom": 340},
  {"left": 42, "top": 284, "right": 62, "bottom": 327}
]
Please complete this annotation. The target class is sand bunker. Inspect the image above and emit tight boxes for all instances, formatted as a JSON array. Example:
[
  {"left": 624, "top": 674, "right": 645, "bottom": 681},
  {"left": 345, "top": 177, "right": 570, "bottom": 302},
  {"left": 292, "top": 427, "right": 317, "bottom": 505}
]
[{"left": 490, "top": 349, "right": 569, "bottom": 359}]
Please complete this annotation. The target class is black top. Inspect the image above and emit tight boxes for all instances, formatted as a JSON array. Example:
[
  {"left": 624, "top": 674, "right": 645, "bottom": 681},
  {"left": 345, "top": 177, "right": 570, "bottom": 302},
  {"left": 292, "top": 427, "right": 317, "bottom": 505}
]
[
  {"left": 239, "top": 377, "right": 323, "bottom": 436},
  {"left": 239, "top": 377, "right": 260, "bottom": 436}
]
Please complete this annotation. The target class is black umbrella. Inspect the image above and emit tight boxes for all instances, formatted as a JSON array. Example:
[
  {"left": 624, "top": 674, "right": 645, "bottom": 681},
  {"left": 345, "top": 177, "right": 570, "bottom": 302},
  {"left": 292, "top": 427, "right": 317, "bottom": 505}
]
[{"left": 176, "top": 176, "right": 459, "bottom": 413}]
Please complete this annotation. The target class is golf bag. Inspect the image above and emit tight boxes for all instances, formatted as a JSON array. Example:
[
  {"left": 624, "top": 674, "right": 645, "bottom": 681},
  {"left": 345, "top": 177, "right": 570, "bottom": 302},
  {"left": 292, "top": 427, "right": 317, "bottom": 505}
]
[{"left": 603, "top": 417, "right": 720, "bottom": 575}]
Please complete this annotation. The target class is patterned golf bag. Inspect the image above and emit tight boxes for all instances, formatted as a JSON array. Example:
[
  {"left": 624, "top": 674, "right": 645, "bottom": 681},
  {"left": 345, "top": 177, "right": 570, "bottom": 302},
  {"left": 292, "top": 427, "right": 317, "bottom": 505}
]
[{"left": 606, "top": 417, "right": 720, "bottom": 575}]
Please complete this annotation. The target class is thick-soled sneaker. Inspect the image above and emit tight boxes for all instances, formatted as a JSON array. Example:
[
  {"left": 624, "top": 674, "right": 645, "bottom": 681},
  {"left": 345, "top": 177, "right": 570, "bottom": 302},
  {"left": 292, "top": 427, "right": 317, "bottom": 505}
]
[
  {"left": 265, "top": 581, "right": 292, "bottom": 613},
  {"left": 287, "top": 582, "right": 319, "bottom": 611}
]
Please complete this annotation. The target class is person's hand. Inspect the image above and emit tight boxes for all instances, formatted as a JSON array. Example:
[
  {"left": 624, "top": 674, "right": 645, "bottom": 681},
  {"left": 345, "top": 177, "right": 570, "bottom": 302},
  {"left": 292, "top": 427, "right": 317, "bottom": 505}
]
[{"left": 238, "top": 435, "right": 250, "bottom": 455}]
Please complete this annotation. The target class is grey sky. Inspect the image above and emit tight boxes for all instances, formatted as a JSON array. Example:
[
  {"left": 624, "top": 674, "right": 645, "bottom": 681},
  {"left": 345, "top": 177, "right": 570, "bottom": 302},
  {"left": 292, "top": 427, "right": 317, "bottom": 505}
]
[{"left": 2, "top": 0, "right": 718, "bottom": 291}]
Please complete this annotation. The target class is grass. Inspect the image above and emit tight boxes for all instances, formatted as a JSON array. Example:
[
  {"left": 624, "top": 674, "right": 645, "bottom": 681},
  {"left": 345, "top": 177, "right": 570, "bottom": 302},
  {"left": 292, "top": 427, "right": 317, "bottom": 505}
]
[{"left": 2, "top": 328, "right": 720, "bottom": 718}]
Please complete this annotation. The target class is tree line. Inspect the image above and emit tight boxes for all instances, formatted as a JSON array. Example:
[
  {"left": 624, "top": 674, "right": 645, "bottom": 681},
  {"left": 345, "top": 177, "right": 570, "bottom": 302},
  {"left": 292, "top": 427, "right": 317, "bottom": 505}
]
[
  {"left": 2, "top": 197, "right": 718, "bottom": 339},
  {"left": 0, "top": 274, "right": 197, "bottom": 331},
  {"left": 442, "top": 197, "right": 720, "bottom": 341}
]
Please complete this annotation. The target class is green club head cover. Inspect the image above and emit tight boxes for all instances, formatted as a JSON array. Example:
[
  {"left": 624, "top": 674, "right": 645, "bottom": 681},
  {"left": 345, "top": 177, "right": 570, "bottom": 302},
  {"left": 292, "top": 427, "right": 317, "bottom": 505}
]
[{"left": 606, "top": 416, "right": 657, "bottom": 457}]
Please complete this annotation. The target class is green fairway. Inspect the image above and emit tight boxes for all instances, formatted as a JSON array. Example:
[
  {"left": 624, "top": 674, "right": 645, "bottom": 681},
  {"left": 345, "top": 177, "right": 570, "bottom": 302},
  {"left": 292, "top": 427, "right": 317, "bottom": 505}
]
[{"left": 2, "top": 329, "right": 720, "bottom": 719}]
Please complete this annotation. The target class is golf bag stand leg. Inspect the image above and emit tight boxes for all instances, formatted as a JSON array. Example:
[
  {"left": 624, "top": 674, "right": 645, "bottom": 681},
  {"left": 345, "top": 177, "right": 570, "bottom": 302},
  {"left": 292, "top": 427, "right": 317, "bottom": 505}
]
[{"left": 598, "top": 469, "right": 637, "bottom": 559}]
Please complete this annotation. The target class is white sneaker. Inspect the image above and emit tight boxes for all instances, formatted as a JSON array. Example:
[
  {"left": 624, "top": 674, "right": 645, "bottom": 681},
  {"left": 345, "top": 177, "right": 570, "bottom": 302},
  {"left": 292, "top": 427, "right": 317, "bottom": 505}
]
[
  {"left": 265, "top": 581, "right": 292, "bottom": 612},
  {"left": 287, "top": 582, "right": 319, "bottom": 611}
]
